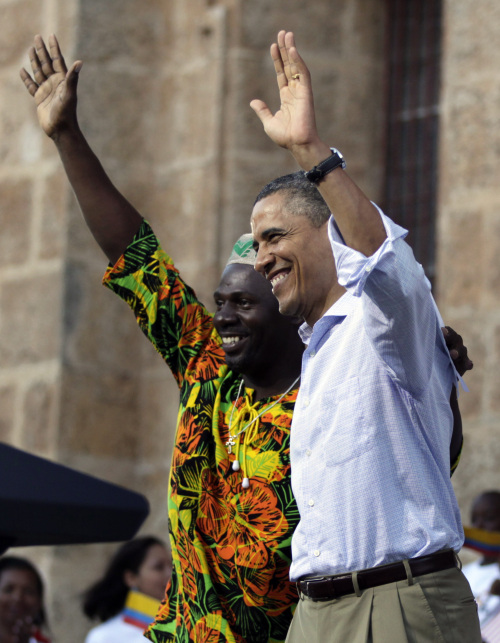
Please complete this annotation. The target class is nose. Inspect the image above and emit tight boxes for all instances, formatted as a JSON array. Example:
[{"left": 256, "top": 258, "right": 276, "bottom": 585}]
[
  {"left": 254, "top": 245, "right": 274, "bottom": 276},
  {"left": 214, "top": 301, "right": 237, "bottom": 327}
]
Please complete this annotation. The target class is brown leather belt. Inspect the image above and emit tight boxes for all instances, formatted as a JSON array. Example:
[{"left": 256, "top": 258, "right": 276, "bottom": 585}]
[{"left": 297, "top": 549, "right": 457, "bottom": 601}]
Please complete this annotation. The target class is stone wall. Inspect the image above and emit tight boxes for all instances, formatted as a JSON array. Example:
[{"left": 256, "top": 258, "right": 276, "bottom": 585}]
[
  {"left": 13, "top": 0, "right": 500, "bottom": 640},
  {"left": 437, "top": 0, "right": 500, "bottom": 521}
]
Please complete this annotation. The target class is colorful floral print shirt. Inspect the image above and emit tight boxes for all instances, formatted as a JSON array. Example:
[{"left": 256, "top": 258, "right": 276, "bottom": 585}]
[{"left": 103, "top": 221, "right": 300, "bottom": 643}]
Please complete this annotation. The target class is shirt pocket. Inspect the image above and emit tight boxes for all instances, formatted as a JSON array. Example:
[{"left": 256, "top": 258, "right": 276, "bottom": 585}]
[{"left": 321, "top": 376, "right": 375, "bottom": 466}]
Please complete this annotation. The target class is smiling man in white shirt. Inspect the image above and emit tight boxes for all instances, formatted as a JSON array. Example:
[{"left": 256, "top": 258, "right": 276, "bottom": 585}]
[{"left": 250, "top": 30, "right": 481, "bottom": 643}]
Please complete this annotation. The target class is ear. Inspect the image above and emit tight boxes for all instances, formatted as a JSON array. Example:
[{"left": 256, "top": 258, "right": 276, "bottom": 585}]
[{"left": 123, "top": 570, "right": 138, "bottom": 589}]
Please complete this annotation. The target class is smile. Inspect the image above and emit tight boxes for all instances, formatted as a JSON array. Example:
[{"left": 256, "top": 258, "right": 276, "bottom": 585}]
[
  {"left": 269, "top": 270, "right": 289, "bottom": 291},
  {"left": 221, "top": 336, "right": 244, "bottom": 346}
]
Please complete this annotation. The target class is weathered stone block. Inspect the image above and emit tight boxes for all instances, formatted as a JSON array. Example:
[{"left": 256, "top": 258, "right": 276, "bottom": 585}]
[
  {"left": 62, "top": 259, "right": 143, "bottom": 373},
  {"left": 21, "top": 379, "right": 58, "bottom": 456},
  {"left": 59, "top": 368, "right": 141, "bottom": 458},
  {"left": 0, "top": 177, "right": 32, "bottom": 267},
  {"left": 78, "top": 0, "right": 164, "bottom": 65},
  {"left": 0, "top": 384, "right": 16, "bottom": 442},
  {"left": 442, "top": 77, "right": 500, "bottom": 190},
  {"left": 77, "top": 66, "right": 156, "bottom": 166},
  {"left": 0, "top": 0, "right": 45, "bottom": 67},
  {"left": 241, "top": 0, "right": 346, "bottom": 51},
  {"left": 436, "top": 207, "right": 484, "bottom": 309},
  {"left": 0, "top": 272, "right": 62, "bottom": 366},
  {"left": 482, "top": 213, "right": 500, "bottom": 308},
  {"left": 444, "top": 0, "right": 500, "bottom": 81},
  {"left": 156, "top": 63, "right": 221, "bottom": 163},
  {"left": 39, "top": 172, "right": 70, "bottom": 261},
  {"left": 490, "top": 324, "right": 500, "bottom": 415}
]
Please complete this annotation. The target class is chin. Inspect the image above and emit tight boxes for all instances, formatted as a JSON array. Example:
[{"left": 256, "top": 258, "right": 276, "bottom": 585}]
[
  {"left": 278, "top": 298, "right": 299, "bottom": 319},
  {"left": 224, "top": 354, "right": 246, "bottom": 374}
]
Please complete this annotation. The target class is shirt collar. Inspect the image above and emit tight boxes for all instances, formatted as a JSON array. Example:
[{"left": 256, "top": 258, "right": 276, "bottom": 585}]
[{"left": 299, "top": 291, "right": 357, "bottom": 344}]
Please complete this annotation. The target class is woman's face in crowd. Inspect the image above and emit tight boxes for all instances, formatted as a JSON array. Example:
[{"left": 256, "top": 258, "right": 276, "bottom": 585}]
[
  {"left": 0, "top": 568, "right": 42, "bottom": 629},
  {"left": 126, "top": 544, "right": 171, "bottom": 601}
]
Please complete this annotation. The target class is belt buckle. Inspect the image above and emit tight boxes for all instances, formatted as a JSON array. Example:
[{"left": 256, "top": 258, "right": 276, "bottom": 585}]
[{"left": 303, "top": 576, "right": 337, "bottom": 602}]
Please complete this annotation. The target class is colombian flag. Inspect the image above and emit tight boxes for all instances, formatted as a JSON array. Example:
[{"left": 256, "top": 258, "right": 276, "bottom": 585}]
[
  {"left": 122, "top": 589, "right": 160, "bottom": 629},
  {"left": 463, "top": 525, "right": 500, "bottom": 557}
]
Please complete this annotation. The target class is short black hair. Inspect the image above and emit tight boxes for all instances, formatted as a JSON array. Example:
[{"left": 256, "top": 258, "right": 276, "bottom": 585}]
[{"left": 253, "top": 171, "right": 331, "bottom": 228}]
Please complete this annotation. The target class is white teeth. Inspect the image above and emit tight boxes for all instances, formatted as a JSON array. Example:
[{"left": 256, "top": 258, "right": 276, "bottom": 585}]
[
  {"left": 222, "top": 336, "right": 242, "bottom": 345},
  {"left": 270, "top": 272, "right": 287, "bottom": 288}
]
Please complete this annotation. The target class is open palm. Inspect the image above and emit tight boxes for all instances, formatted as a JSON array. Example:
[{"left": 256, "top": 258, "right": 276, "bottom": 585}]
[
  {"left": 20, "top": 34, "right": 80, "bottom": 139},
  {"left": 250, "top": 31, "right": 320, "bottom": 153}
]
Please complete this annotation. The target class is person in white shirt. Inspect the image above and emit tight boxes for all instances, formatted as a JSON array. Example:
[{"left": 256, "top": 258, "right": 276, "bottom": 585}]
[
  {"left": 83, "top": 537, "right": 171, "bottom": 643},
  {"left": 249, "top": 30, "right": 481, "bottom": 643},
  {"left": 463, "top": 491, "right": 500, "bottom": 626}
]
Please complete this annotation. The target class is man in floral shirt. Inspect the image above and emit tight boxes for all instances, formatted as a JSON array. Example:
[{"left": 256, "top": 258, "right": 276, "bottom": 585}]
[{"left": 103, "top": 224, "right": 304, "bottom": 642}]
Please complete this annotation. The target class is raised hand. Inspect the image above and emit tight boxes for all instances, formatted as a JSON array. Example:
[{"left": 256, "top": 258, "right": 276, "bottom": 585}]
[
  {"left": 20, "top": 34, "right": 81, "bottom": 139},
  {"left": 19, "top": 33, "right": 142, "bottom": 263},
  {"left": 250, "top": 30, "right": 327, "bottom": 160}
]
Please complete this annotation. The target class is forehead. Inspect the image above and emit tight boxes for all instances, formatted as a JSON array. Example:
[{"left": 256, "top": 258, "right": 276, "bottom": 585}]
[
  {"left": 473, "top": 494, "right": 500, "bottom": 513},
  {"left": 0, "top": 568, "right": 39, "bottom": 590},
  {"left": 251, "top": 193, "right": 309, "bottom": 239},
  {"left": 251, "top": 192, "right": 288, "bottom": 227},
  {"left": 141, "top": 543, "right": 167, "bottom": 562},
  {"left": 215, "top": 263, "right": 273, "bottom": 299}
]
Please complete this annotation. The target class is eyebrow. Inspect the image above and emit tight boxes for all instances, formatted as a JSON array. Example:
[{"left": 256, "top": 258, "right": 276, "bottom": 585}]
[
  {"left": 213, "top": 289, "right": 255, "bottom": 299},
  {"left": 252, "top": 226, "right": 285, "bottom": 249}
]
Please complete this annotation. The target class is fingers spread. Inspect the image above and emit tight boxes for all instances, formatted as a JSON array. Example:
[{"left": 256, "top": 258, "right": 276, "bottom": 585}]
[
  {"left": 34, "top": 34, "right": 54, "bottom": 78},
  {"left": 29, "top": 44, "right": 47, "bottom": 84},
  {"left": 48, "top": 33, "right": 68, "bottom": 74},
  {"left": 19, "top": 68, "right": 38, "bottom": 97}
]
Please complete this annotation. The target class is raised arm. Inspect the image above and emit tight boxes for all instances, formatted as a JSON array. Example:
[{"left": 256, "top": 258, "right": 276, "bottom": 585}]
[
  {"left": 20, "top": 34, "right": 143, "bottom": 264},
  {"left": 250, "top": 30, "right": 386, "bottom": 257}
]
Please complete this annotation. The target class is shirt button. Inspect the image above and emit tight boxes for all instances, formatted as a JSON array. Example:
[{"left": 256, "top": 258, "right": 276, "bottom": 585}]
[
  {"left": 305, "top": 449, "right": 312, "bottom": 456},
  {"left": 303, "top": 398, "right": 310, "bottom": 407},
  {"left": 308, "top": 499, "right": 315, "bottom": 507},
  {"left": 309, "top": 350, "right": 316, "bottom": 357},
  {"left": 313, "top": 550, "right": 321, "bottom": 557},
  {"left": 365, "top": 264, "right": 372, "bottom": 272}
]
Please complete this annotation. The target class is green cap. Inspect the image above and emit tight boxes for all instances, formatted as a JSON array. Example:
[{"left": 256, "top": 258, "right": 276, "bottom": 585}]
[{"left": 226, "top": 233, "right": 256, "bottom": 266}]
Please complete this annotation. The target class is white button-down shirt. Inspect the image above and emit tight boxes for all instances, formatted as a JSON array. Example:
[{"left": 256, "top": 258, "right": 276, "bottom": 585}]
[{"left": 289, "top": 208, "right": 464, "bottom": 581}]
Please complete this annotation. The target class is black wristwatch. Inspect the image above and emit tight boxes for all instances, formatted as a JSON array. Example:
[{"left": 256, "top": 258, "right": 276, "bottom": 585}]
[{"left": 304, "top": 147, "right": 346, "bottom": 184}]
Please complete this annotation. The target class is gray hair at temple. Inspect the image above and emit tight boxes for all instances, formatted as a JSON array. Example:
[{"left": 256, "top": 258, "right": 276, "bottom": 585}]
[
  {"left": 226, "top": 233, "right": 257, "bottom": 266},
  {"left": 253, "top": 171, "right": 331, "bottom": 228}
]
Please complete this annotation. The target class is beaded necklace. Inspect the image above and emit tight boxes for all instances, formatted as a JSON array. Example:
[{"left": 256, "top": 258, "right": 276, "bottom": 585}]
[{"left": 225, "top": 375, "right": 300, "bottom": 489}]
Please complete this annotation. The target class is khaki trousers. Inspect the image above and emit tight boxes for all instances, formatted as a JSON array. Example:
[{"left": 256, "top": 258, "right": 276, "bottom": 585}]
[{"left": 286, "top": 567, "right": 481, "bottom": 643}]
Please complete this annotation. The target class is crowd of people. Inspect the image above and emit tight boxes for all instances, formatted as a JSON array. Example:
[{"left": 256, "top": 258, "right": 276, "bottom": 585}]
[{"left": 11, "top": 23, "right": 495, "bottom": 643}]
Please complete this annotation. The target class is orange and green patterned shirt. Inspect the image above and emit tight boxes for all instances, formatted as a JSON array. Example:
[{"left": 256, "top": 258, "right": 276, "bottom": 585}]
[{"left": 103, "top": 221, "right": 300, "bottom": 643}]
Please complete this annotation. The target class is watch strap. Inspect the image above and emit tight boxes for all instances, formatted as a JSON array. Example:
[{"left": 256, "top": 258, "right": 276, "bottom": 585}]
[{"left": 304, "top": 147, "right": 346, "bottom": 184}]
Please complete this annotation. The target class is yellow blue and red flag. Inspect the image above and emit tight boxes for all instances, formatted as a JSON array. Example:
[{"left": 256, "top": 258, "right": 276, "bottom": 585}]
[{"left": 463, "top": 525, "right": 500, "bottom": 557}]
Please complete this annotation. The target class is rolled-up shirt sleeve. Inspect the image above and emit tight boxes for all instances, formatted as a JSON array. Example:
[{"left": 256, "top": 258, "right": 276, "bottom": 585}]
[{"left": 328, "top": 205, "right": 450, "bottom": 397}]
